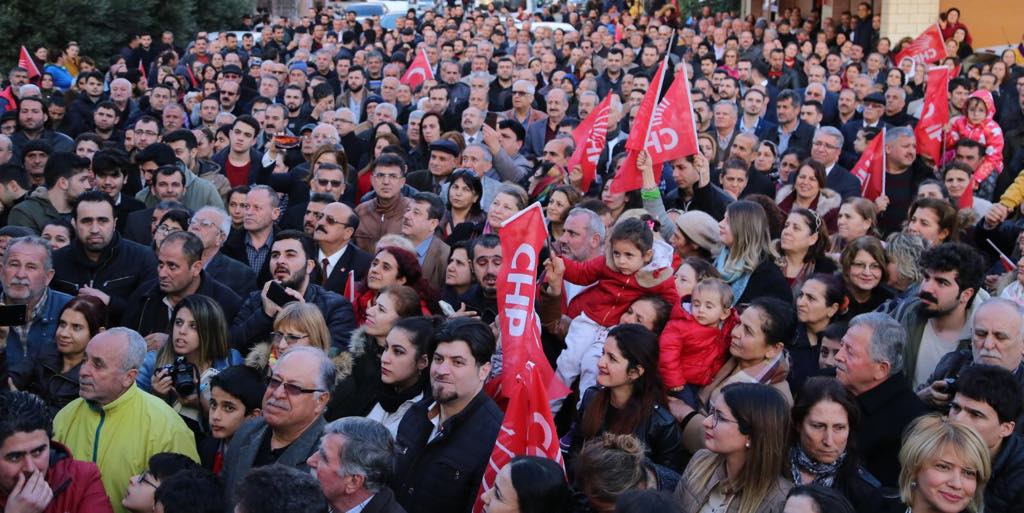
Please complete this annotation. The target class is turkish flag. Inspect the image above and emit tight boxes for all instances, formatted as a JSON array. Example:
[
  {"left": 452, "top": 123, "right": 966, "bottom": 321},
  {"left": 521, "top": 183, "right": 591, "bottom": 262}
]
[
  {"left": 987, "top": 239, "right": 1016, "bottom": 272},
  {"left": 914, "top": 67, "right": 950, "bottom": 167},
  {"left": 342, "top": 270, "right": 356, "bottom": 304},
  {"left": 567, "top": 95, "right": 613, "bottom": 193},
  {"left": 850, "top": 128, "right": 887, "bottom": 200},
  {"left": 401, "top": 48, "right": 434, "bottom": 91},
  {"left": 474, "top": 203, "right": 568, "bottom": 512},
  {"left": 19, "top": 46, "right": 40, "bottom": 79},
  {"left": 894, "top": 23, "right": 947, "bottom": 66}
]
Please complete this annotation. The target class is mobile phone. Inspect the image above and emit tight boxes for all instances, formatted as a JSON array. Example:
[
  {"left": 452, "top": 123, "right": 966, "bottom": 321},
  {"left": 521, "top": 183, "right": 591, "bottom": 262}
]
[
  {"left": 267, "top": 281, "right": 295, "bottom": 307},
  {"left": 0, "top": 304, "right": 28, "bottom": 327},
  {"left": 439, "top": 300, "right": 456, "bottom": 317}
]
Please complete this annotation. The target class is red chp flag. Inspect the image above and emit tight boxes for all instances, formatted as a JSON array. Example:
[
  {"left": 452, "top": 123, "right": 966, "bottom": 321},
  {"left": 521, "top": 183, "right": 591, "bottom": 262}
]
[
  {"left": 567, "top": 95, "right": 613, "bottom": 193},
  {"left": 342, "top": 270, "right": 356, "bottom": 304},
  {"left": 19, "top": 46, "right": 40, "bottom": 79},
  {"left": 613, "top": 49, "right": 699, "bottom": 192},
  {"left": 401, "top": 48, "right": 434, "bottom": 91},
  {"left": 474, "top": 203, "right": 568, "bottom": 513},
  {"left": 958, "top": 178, "right": 975, "bottom": 209},
  {"left": 914, "top": 66, "right": 950, "bottom": 167},
  {"left": 894, "top": 23, "right": 947, "bottom": 66},
  {"left": 851, "top": 128, "right": 887, "bottom": 200}
]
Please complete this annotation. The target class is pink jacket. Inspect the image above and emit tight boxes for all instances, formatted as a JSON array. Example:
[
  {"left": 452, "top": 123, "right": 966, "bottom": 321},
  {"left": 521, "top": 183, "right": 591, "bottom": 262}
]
[{"left": 946, "top": 89, "right": 1004, "bottom": 185}]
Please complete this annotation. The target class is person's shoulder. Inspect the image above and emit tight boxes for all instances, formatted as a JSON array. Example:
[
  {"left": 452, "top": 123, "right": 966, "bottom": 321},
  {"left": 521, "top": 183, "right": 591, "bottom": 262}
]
[{"left": 53, "top": 398, "right": 88, "bottom": 426}]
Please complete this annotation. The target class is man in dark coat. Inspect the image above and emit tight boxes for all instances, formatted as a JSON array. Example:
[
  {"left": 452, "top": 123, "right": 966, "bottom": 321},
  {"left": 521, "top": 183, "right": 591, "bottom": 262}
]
[
  {"left": 309, "top": 418, "right": 408, "bottom": 513},
  {"left": 836, "top": 312, "right": 927, "bottom": 488},
  {"left": 50, "top": 191, "right": 158, "bottom": 324},
  {"left": 122, "top": 232, "right": 242, "bottom": 337},
  {"left": 394, "top": 318, "right": 502, "bottom": 513}
]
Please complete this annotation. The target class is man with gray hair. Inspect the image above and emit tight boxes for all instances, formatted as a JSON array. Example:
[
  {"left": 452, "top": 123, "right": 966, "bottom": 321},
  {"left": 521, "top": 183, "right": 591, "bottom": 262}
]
[
  {"left": 53, "top": 328, "right": 199, "bottom": 513},
  {"left": 836, "top": 312, "right": 927, "bottom": 487},
  {"left": 523, "top": 88, "right": 571, "bottom": 160},
  {"left": 308, "top": 418, "right": 405, "bottom": 513},
  {"left": 811, "top": 126, "right": 862, "bottom": 199},
  {"left": 499, "top": 79, "right": 547, "bottom": 129},
  {"left": 189, "top": 206, "right": 258, "bottom": 294},
  {"left": 374, "top": 103, "right": 398, "bottom": 125},
  {"left": 1, "top": 235, "right": 72, "bottom": 369},
  {"left": 222, "top": 346, "right": 333, "bottom": 507}
]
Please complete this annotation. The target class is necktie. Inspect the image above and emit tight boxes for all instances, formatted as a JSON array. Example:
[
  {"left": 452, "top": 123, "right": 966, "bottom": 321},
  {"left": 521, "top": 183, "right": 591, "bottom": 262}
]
[{"left": 321, "top": 258, "right": 330, "bottom": 285}]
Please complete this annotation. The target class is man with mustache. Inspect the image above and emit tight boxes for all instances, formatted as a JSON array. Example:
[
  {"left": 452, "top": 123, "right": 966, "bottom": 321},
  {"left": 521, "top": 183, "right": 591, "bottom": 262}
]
[
  {"left": 834, "top": 312, "right": 927, "bottom": 487},
  {"left": 310, "top": 202, "right": 371, "bottom": 293},
  {"left": 456, "top": 235, "right": 501, "bottom": 324},
  {"left": 1, "top": 236, "right": 72, "bottom": 370},
  {"left": 229, "top": 230, "right": 356, "bottom": 354},
  {"left": 393, "top": 318, "right": 501, "bottom": 513},
  {"left": 221, "top": 347, "right": 332, "bottom": 509},
  {"left": 893, "top": 242, "right": 989, "bottom": 390},
  {"left": 918, "top": 298, "right": 1024, "bottom": 415}
]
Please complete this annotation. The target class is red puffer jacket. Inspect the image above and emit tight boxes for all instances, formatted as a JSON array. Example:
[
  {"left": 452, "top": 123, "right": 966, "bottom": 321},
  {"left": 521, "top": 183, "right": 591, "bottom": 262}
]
[
  {"left": 562, "top": 254, "right": 678, "bottom": 328},
  {"left": 658, "top": 304, "right": 739, "bottom": 389},
  {"left": 0, "top": 442, "right": 112, "bottom": 513}
]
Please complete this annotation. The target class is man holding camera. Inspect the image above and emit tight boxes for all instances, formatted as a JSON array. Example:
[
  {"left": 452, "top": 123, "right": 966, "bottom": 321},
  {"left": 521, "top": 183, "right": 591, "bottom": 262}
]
[{"left": 229, "top": 230, "right": 355, "bottom": 355}]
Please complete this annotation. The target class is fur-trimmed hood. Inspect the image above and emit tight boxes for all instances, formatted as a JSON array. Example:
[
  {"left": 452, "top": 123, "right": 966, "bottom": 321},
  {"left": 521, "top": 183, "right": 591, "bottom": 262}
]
[
  {"left": 245, "top": 341, "right": 354, "bottom": 385},
  {"left": 775, "top": 185, "right": 842, "bottom": 217}
]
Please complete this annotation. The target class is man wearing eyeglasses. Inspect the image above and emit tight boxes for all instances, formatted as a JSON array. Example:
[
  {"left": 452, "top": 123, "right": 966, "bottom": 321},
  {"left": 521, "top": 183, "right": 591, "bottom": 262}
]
[
  {"left": 122, "top": 453, "right": 199, "bottom": 513},
  {"left": 222, "top": 347, "right": 334, "bottom": 507},
  {"left": 189, "top": 206, "right": 258, "bottom": 295},
  {"left": 810, "top": 126, "right": 862, "bottom": 200},
  {"left": 353, "top": 154, "right": 412, "bottom": 253},
  {"left": 311, "top": 202, "right": 371, "bottom": 292}
]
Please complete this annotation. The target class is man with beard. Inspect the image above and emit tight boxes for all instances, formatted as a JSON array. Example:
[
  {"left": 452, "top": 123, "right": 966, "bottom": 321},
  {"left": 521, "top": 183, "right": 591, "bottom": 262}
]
[
  {"left": 456, "top": 235, "right": 501, "bottom": 324},
  {"left": 488, "top": 57, "right": 515, "bottom": 111},
  {"left": 229, "top": 230, "right": 356, "bottom": 354},
  {"left": 310, "top": 201, "right": 371, "bottom": 293},
  {"left": 50, "top": 191, "right": 157, "bottom": 324},
  {"left": 337, "top": 67, "right": 369, "bottom": 123},
  {"left": 8, "top": 152, "right": 93, "bottom": 233},
  {"left": 393, "top": 318, "right": 501, "bottom": 513},
  {"left": 122, "top": 231, "right": 241, "bottom": 339},
  {"left": 91, "top": 101, "right": 123, "bottom": 146},
  {"left": 894, "top": 242, "right": 989, "bottom": 389},
  {"left": 10, "top": 96, "right": 74, "bottom": 163},
  {"left": 282, "top": 85, "right": 313, "bottom": 135}
]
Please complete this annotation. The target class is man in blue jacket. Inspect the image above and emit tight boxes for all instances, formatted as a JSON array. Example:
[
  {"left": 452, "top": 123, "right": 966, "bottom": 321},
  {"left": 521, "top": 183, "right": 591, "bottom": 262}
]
[{"left": 1, "top": 235, "right": 72, "bottom": 370}]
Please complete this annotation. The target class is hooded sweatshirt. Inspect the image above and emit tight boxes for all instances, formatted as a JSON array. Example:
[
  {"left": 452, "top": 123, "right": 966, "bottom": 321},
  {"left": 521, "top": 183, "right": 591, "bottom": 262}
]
[{"left": 947, "top": 89, "right": 1005, "bottom": 185}]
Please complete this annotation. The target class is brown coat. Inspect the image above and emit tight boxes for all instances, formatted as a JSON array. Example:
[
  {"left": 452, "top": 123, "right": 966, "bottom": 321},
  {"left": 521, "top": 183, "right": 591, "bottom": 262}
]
[
  {"left": 675, "top": 449, "right": 792, "bottom": 513},
  {"left": 353, "top": 196, "right": 412, "bottom": 253},
  {"left": 499, "top": 107, "right": 548, "bottom": 127},
  {"left": 421, "top": 235, "right": 451, "bottom": 294}
]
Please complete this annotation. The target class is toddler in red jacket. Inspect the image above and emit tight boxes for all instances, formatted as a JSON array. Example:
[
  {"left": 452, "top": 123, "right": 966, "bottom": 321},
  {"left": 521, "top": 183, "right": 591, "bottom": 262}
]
[{"left": 659, "top": 278, "right": 739, "bottom": 408}]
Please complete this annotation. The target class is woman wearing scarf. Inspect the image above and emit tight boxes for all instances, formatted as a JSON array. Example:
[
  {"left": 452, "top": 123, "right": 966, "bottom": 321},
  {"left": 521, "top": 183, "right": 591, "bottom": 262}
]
[
  {"left": 714, "top": 200, "right": 792, "bottom": 307},
  {"left": 789, "top": 377, "right": 883, "bottom": 513}
]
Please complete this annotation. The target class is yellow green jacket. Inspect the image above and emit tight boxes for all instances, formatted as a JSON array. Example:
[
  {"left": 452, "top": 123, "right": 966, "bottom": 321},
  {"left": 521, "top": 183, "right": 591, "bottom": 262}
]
[
  {"left": 53, "top": 384, "right": 199, "bottom": 513},
  {"left": 1000, "top": 171, "right": 1024, "bottom": 209}
]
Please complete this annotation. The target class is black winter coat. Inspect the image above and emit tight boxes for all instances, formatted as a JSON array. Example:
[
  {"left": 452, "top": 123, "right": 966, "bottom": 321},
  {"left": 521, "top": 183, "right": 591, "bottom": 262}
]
[
  {"left": 394, "top": 391, "right": 503, "bottom": 513},
  {"left": 854, "top": 372, "right": 927, "bottom": 488},
  {"left": 986, "top": 434, "right": 1024, "bottom": 513},
  {"left": 736, "top": 259, "right": 793, "bottom": 306},
  {"left": 229, "top": 283, "right": 356, "bottom": 354},
  {"left": 50, "top": 233, "right": 158, "bottom": 323},
  {"left": 9, "top": 349, "right": 81, "bottom": 412},
  {"left": 121, "top": 271, "right": 242, "bottom": 336},
  {"left": 568, "top": 386, "right": 685, "bottom": 472}
]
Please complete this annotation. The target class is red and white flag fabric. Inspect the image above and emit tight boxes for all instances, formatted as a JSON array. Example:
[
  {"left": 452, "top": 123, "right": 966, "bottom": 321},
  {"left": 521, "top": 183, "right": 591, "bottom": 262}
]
[
  {"left": 138, "top": 60, "right": 148, "bottom": 82},
  {"left": 474, "top": 203, "right": 568, "bottom": 513},
  {"left": 958, "top": 178, "right": 975, "bottom": 209},
  {"left": 342, "top": 270, "right": 356, "bottom": 304},
  {"left": 613, "top": 44, "right": 699, "bottom": 192},
  {"left": 914, "top": 66, "right": 950, "bottom": 167},
  {"left": 19, "top": 46, "right": 40, "bottom": 79},
  {"left": 567, "top": 95, "right": 613, "bottom": 193},
  {"left": 987, "top": 239, "right": 1016, "bottom": 272},
  {"left": 851, "top": 128, "right": 887, "bottom": 200},
  {"left": 894, "top": 23, "right": 947, "bottom": 66},
  {"left": 401, "top": 48, "right": 434, "bottom": 91}
]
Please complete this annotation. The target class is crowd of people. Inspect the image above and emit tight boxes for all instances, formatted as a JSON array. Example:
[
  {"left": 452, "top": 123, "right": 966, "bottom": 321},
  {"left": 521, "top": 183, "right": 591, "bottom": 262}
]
[{"left": 1, "top": 1, "right": 1024, "bottom": 512}]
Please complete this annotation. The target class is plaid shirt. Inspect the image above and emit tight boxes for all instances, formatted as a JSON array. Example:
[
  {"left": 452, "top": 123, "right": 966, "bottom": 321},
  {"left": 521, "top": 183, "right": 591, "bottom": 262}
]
[{"left": 244, "top": 232, "right": 273, "bottom": 273}]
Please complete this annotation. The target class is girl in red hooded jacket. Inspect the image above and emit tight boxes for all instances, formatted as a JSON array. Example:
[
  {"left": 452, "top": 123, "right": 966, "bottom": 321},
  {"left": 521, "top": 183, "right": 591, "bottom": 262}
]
[
  {"left": 946, "top": 89, "right": 1004, "bottom": 195},
  {"left": 545, "top": 217, "right": 679, "bottom": 410}
]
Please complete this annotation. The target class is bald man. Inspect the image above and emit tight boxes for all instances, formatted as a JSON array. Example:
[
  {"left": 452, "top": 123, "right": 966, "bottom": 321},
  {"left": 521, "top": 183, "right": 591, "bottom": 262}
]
[{"left": 310, "top": 202, "right": 372, "bottom": 291}]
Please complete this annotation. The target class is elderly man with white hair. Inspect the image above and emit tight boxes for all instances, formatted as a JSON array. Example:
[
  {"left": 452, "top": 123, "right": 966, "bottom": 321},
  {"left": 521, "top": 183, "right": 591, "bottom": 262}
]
[
  {"left": 189, "top": 206, "right": 258, "bottom": 294},
  {"left": 222, "top": 346, "right": 335, "bottom": 507},
  {"left": 53, "top": 328, "right": 199, "bottom": 513},
  {"left": 523, "top": 88, "right": 571, "bottom": 160}
]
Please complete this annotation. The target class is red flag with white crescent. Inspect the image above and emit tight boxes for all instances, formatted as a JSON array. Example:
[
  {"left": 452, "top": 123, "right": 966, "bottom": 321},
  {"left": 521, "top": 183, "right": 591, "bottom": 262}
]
[
  {"left": 19, "top": 46, "right": 40, "bottom": 79},
  {"left": 567, "top": 95, "right": 613, "bottom": 193},
  {"left": 850, "top": 128, "right": 887, "bottom": 200},
  {"left": 401, "top": 48, "right": 434, "bottom": 90},
  {"left": 914, "top": 66, "right": 950, "bottom": 167}
]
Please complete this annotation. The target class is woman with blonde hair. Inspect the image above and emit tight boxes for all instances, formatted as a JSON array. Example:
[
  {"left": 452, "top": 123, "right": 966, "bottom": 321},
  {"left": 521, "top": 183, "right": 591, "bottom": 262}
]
[
  {"left": 716, "top": 200, "right": 791, "bottom": 306},
  {"left": 897, "top": 414, "right": 991, "bottom": 513},
  {"left": 245, "top": 302, "right": 332, "bottom": 372},
  {"left": 675, "top": 382, "right": 794, "bottom": 513}
]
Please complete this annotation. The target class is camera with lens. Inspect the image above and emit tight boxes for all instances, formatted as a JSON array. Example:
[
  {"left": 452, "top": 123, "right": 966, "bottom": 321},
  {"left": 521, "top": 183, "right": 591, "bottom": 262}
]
[{"left": 160, "top": 356, "right": 198, "bottom": 396}]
